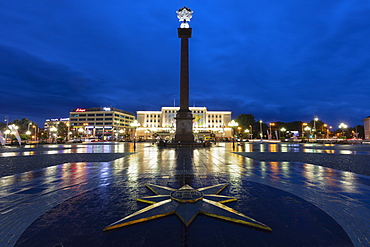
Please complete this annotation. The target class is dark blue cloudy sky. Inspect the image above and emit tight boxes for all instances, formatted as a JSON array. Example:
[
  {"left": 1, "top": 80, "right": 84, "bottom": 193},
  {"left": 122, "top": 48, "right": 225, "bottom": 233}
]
[{"left": 1, "top": 0, "right": 369, "bottom": 127}]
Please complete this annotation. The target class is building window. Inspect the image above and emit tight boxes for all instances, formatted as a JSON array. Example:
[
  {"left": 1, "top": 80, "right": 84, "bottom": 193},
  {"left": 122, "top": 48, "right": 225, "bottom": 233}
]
[
  {"left": 96, "top": 114, "right": 103, "bottom": 116},
  {"left": 88, "top": 114, "right": 95, "bottom": 116},
  {"left": 105, "top": 114, "right": 112, "bottom": 116},
  {"left": 96, "top": 118, "right": 103, "bottom": 121}
]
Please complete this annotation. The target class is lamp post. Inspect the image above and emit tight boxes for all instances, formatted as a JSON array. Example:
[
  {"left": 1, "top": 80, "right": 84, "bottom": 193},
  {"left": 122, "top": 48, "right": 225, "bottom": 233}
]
[
  {"left": 66, "top": 122, "right": 70, "bottom": 141},
  {"left": 4, "top": 116, "right": 9, "bottom": 141},
  {"left": 304, "top": 126, "right": 311, "bottom": 140},
  {"left": 50, "top": 126, "right": 57, "bottom": 144},
  {"left": 313, "top": 117, "right": 318, "bottom": 140},
  {"left": 280, "top": 127, "right": 286, "bottom": 141},
  {"left": 26, "top": 122, "right": 32, "bottom": 141},
  {"left": 302, "top": 123, "right": 308, "bottom": 138},
  {"left": 130, "top": 120, "right": 140, "bottom": 151},
  {"left": 4, "top": 129, "right": 10, "bottom": 145},
  {"left": 78, "top": 128, "right": 84, "bottom": 141},
  {"left": 119, "top": 129, "right": 124, "bottom": 141},
  {"left": 32, "top": 125, "right": 37, "bottom": 141},
  {"left": 26, "top": 122, "right": 32, "bottom": 135},
  {"left": 269, "top": 123, "right": 275, "bottom": 140},
  {"left": 228, "top": 120, "right": 238, "bottom": 149},
  {"left": 244, "top": 129, "right": 250, "bottom": 140},
  {"left": 259, "top": 120, "right": 263, "bottom": 141},
  {"left": 338, "top": 123, "right": 348, "bottom": 139}
]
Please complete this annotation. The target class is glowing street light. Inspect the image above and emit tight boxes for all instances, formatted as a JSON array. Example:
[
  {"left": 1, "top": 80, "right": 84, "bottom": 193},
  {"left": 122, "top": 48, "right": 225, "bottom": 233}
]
[
  {"left": 269, "top": 123, "right": 275, "bottom": 140},
  {"left": 302, "top": 123, "right": 308, "bottom": 137},
  {"left": 244, "top": 129, "right": 250, "bottom": 140},
  {"left": 259, "top": 120, "right": 263, "bottom": 140},
  {"left": 280, "top": 127, "right": 286, "bottom": 140},
  {"left": 313, "top": 117, "right": 319, "bottom": 140},
  {"left": 228, "top": 120, "right": 238, "bottom": 149},
  {"left": 339, "top": 123, "right": 348, "bottom": 139},
  {"left": 130, "top": 120, "right": 140, "bottom": 151},
  {"left": 50, "top": 126, "right": 57, "bottom": 143},
  {"left": 304, "top": 126, "right": 311, "bottom": 139}
]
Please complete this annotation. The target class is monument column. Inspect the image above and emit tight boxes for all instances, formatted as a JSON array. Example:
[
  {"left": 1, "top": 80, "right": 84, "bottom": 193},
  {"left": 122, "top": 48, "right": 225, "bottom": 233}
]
[{"left": 175, "top": 7, "right": 194, "bottom": 142}]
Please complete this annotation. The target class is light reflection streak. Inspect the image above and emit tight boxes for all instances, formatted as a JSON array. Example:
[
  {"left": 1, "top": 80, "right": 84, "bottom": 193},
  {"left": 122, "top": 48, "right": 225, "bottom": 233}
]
[
  {"left": 269, "top": 144, "right": 278, "bottom": 152},
  {"left": 1, "top": 152, "right": 17, "bottom": 157},
  {"left": 281, "top": 145, "right": 288, "bottom": 152}
]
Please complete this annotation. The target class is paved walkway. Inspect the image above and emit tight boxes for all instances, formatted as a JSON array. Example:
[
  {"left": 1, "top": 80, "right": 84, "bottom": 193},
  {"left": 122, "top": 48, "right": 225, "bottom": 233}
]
[{"left": 0, "top": 143, "right": 369, "bottom": 246}]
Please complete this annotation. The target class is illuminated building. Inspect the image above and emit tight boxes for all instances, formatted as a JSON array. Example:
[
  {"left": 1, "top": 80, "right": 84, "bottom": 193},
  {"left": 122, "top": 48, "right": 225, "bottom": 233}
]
[
  {"left": 69, "top": 107, "right": 135, "bottom": 140},
  {"left": 44, "top": 118, "right": 70, "bottom": 130},
  {"left": 136, "top": 107, "right": 232, "bottom": 140},
  {"left": 362, "top": 116, "right": 370, "bottom": 140}
]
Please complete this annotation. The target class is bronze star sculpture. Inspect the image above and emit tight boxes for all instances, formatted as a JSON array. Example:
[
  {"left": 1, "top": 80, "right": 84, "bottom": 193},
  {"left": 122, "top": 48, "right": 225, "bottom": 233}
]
[{"left": 103, "top": 183, "right": 272, "bottom": 232}]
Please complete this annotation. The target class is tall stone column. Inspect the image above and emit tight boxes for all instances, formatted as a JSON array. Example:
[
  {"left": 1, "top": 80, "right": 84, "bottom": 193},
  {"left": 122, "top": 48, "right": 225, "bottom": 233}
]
[{"left": 175, "top": 7, "right": 194, "bottom": 142}]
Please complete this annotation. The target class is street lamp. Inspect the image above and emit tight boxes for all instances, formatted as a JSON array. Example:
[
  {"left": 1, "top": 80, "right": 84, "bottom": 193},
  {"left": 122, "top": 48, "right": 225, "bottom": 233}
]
[
  {"left": 313, "top": 117, "right": 319, "bottom": 140},
  {"left": 228, "top": 120, "right": 238, "bottom": 149},
  {"left": 244, "top": 129, "right": 250, "bottom": 140},
  {"left": 32, "top": 125, "right": 37, "bottom": 141},
  {"left": 269, "top": 123, "right": 275, "bottom": 140},
  {"left": 304, "top": 126, "right": 311, "bottom": 140},
  {"left": 280, "top": 127, "right": 286, "bottom": 141},
  {"left": 119, "top": 129, "right": 124, "bottom": 141},
  {"left": 323, "top": 124, "right": 327, "bottom": 139},
  {"left": 130, "top": 120, "right": 140, "bottom": 151},
  {"left": 50, "top": 126, "right": 57, "bottom": 143},
  {"left": 302, "top": 123, "right": 308, "bottom": 137},
  {"left": 338, "top": 123, "right": 348, "bottom": 139},
  {"left": 259, "top": 120, "right": 263, "bottom": 141},
  {"left": 78, "top": 128, "right": 84, "bottom": 140},
  {"left": 26, "top": 122, "right": 32, "bottom": 136}
]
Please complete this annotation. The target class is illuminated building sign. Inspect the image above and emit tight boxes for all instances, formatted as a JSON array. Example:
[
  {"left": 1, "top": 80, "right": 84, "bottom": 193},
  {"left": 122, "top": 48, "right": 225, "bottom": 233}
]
[
  {"left": 103, "top": 107, "right": 111, "bottom": 111},
  {"left": 75, "top": 108, "right": 86, "bottom": 112},
  {"left": 46, "top": 118, "right": 70, "bottom": 122}
]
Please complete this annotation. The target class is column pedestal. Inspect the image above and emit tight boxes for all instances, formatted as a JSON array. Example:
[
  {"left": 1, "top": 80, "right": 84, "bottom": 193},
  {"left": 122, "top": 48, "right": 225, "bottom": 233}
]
[{"left": 175, "top": 110, "right": 194, "bottom": 142}]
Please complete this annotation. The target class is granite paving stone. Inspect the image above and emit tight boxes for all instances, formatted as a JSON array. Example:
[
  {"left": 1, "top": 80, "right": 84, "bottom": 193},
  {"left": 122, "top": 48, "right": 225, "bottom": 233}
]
[{"left": 0, "top": 142, "right": 369, "bottom": 246}]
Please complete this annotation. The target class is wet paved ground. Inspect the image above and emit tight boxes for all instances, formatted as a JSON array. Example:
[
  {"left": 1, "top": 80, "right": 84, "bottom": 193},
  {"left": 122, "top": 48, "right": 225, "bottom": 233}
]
[{"left": 0, "top": 142, "right": 369, "bottom": 246}]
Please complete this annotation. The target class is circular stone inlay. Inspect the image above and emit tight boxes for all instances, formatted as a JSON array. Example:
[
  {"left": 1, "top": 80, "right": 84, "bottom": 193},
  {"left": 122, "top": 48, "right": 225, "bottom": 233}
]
[{"left": 170, "top": 188, "right": 204, "bottom": 203}]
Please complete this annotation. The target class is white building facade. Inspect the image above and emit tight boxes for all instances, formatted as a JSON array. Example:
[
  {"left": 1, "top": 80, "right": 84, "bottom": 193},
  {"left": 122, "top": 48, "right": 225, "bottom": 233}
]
[
  {"left": 69, "top": 107, "right": 135, "bottom": 140},
  {"left": 136, "top": 107, "right": 232, "bottom": 141}
]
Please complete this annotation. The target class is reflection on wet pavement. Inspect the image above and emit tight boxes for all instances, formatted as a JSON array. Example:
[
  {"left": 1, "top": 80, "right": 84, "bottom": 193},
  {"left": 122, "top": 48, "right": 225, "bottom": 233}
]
[
  {"left": 233, "top": 142, "right": 370, "bottom": 154},
  {"left": 0, "top": 143, "right": 133, "bottom": 157},
  {"left": 0, "top": 142, "right": 369, "bottom": 246}
]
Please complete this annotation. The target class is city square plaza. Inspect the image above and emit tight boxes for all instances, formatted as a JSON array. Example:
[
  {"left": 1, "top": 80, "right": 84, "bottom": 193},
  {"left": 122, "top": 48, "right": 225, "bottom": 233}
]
[{"left": 0, "top": 142, "right": 369, "bottom": 246}]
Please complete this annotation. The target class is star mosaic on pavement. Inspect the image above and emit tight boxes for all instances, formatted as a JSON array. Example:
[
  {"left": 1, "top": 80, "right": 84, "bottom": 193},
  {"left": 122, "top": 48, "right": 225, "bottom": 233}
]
[{"left": 103, "top": 183, "right": 272, "bottom": 232}]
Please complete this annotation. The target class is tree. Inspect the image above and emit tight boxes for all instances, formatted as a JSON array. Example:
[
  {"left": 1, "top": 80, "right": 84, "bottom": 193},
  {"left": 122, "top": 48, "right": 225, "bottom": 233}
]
[
  {"left": 235, "top": 114, "right": 255, "bottom": 130},
  {"left": 57, "top": 122, "right": 69, "bottom": 139},
  {"left": 10, "top": 118, "right": 34, "bottom": 134}
]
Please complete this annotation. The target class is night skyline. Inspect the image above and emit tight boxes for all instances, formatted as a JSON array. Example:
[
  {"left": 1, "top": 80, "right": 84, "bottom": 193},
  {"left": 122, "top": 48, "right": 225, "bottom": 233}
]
[{"left": 1, "top": 0, "right": 370, "bottom": 127}]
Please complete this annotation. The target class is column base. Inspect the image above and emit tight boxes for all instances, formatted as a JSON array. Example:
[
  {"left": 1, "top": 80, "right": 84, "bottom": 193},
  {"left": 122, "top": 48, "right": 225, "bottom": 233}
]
[{"left": 175, "top": 110, "right": 194, "bottom": 142}]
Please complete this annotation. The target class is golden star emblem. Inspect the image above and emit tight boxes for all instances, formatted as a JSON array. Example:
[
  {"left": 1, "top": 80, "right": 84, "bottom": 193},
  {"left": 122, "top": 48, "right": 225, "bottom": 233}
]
[{"left": 103, "top": 183, "right": 272, "bottom": 232}]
